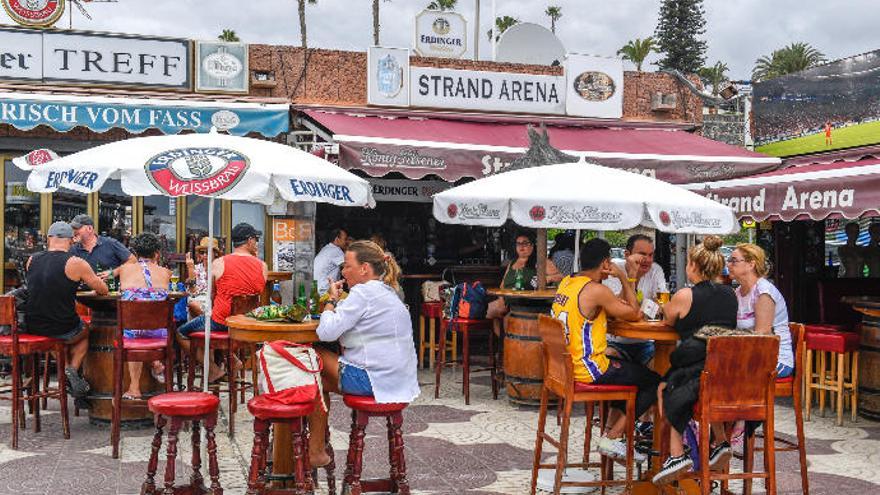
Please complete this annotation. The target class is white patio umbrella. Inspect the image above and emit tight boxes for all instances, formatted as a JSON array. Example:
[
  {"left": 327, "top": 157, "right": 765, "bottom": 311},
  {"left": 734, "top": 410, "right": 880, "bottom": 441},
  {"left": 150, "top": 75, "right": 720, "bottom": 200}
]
[
  {"left": 433, "top": 158, "right": 738, "bottom": 273},
  {"left": 18, "top": 130, "right": 374, "bottom": 392}
]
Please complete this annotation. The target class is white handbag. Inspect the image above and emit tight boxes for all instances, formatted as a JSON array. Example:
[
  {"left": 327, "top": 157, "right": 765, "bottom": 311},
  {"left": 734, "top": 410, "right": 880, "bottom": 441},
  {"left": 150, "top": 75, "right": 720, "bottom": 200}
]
[
  {"left": 257, "top": 341, "right": 326, "bottom": 412},
  {"left": 421, "top": 280, "right": 450, "bottom": 302}
]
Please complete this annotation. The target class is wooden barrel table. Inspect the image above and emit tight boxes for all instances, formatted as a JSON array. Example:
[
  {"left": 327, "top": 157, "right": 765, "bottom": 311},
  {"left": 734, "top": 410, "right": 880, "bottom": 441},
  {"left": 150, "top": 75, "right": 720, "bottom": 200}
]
[
  {"left": 77, "top": 291, "right": 184, "bottom": 427},
  {"left": 845, "top": 297, "right": 880, "bottom": 420},
  {"left": 489, "top": 288, "right": 555, "bottom": 404}
]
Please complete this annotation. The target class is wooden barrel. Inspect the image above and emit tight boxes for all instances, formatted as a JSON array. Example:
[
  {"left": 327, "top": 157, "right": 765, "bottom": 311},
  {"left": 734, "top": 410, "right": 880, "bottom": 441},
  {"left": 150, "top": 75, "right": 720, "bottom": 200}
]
[
  {"left": 82, "top": 306, "right": 162, "bottom": 427},
  {"left": 503, "top": 310, "right": 544, "bottom": 403},
  {"left": 859, "top": 315, "right": 880, "bottom": 420}
]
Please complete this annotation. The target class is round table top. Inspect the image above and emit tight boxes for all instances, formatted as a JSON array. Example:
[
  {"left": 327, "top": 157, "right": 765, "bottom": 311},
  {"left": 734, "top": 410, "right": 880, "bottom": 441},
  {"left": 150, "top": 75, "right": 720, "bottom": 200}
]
[
  {"left": 401, "top": 274, "right": 443, "bottom": 280},
  {"left": 843, "top": 296, "right": 880, "bottom": 316},
  {"left": 225, "top": 314, "right": 319, "bottom": 343},
  {"left": 487, "top": 288, "right": 557, "bottom": 300},
  {"left": 608, "top": 320, "right": 679, "bottom": 342}
]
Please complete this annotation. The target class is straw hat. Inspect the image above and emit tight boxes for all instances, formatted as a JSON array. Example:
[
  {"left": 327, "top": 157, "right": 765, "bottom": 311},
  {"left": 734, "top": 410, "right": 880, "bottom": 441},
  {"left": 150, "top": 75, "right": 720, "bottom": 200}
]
[{"left": 196, "top": 237, "right": 220, "bottom": 254}]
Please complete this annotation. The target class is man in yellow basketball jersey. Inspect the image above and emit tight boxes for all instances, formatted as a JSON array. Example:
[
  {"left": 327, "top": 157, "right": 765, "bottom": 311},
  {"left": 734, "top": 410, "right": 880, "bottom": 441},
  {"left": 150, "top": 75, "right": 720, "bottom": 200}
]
[{"left": 551, "top": 238, "right": 661, "bottom": 462}]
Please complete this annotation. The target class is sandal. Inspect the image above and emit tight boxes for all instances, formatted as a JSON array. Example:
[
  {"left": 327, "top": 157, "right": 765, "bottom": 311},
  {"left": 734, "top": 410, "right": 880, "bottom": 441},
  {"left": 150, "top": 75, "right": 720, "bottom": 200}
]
[{"left": 122, "top": 393, "right": 142, "bottom": 401}]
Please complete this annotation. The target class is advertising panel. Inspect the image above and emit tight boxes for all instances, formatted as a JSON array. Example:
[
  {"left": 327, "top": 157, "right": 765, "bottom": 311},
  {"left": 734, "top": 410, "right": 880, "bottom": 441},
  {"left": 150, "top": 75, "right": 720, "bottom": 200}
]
[
  {"left": 367, "top": 46, "right": 410, "bottom": 107},
  {"left": 565, "top": 54, "right": 623, "bottom": 119},
  {"left": 414, "top": 9, "right": 468, "bottom": 59},
  {"left": 196, "top": 41, "right": 249, "bottom": 93}
]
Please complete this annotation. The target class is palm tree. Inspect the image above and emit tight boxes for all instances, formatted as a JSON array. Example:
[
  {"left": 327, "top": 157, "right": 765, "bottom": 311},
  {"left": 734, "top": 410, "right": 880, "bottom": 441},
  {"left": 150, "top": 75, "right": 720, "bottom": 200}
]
[
  {"left": 752, "top": 42, "right": 826, "bottom": 81},
  {"left": 545, "top": 6, "right": 562, "bottom": 34},
  {"left": 617, "top": 37, "right": 656, "bottom": 72},
  {"left": 298, "top": 0, "right": 317, "bottom": 50},
  {"left": 487, "top": 15, "right": 519, "bottom": 42},
  {"left": 427, "top": 0, "right": 457, "bottom": 10},
  {"left": 698, "top": 61, "right": 729, "bottom": 96},
  {"left": 217, "top": 29, "right": 239, "bottom": 42}
]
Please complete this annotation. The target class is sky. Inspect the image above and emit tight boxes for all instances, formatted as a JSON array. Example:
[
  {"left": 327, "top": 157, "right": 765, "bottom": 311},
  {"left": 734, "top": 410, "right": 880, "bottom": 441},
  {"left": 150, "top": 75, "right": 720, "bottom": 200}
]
[{"left": 1, "top": 0, "right": 879, "bottom": 80}]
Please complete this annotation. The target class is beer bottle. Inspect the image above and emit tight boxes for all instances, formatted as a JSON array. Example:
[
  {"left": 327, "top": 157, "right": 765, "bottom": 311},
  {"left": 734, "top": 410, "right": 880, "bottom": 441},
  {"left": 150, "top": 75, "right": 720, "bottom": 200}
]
[
  {"left": 514, "top": 269, "right": 524, "bottom": 291},
  {"left": 270, "top": 283, "right": 282, "bottom": 305},
  {"left": 308, "top": 280, "right": 320, "bottom": 316},
  {"left": 296, "top": 282, "right": 307, "bottom": 307}
]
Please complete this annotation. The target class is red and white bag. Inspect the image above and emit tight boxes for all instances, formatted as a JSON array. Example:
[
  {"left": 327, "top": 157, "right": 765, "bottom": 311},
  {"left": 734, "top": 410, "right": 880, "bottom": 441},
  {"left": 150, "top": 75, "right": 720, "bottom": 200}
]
[{"left": 257, "top": 341, "right": 326, "bottom": 412}]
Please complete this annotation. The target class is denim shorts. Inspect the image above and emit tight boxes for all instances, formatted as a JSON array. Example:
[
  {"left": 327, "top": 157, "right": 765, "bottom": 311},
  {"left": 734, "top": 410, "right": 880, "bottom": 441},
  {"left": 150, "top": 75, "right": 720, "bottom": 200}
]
[
  {"left": 776, "top": 362, "right": 794, "bottom": 379},
  {"left": 339, "top": 362, "right": 373, "bottom": 396},
  {"left": 607, "top": 340, "right": 656, "bottom": 366},
  {"left": 52, "top": 320, "right": 85, "bottom": 342}
]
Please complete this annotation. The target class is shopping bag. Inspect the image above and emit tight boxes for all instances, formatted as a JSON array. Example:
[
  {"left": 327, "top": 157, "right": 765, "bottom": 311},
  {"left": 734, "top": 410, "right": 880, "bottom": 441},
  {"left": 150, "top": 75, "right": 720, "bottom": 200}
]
[
  {"left": 257, "top": 341, "right": 326, "bottom": 411},
  {"left": 421, "top": 280, "right": 450, "bottom": 303}
]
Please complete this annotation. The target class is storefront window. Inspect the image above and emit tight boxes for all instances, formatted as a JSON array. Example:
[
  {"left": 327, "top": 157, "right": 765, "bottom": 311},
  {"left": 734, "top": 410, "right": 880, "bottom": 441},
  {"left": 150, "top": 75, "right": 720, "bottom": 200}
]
[
  {"left": 232, "top": 201, "right": 265, "bottom": 259},
  {"left": 144, "top": 195, "right": 177, "bottom": 259},
  {"left": 186, "top": 196, "right": 223, "bottom": 254},
  {"left": 4, "top": 159, "right": 43, "bottom": 288},
  {"left": 98, "top": 179, "right": 132, "bottom": 245},
  {"left": 52, "top": 190, "right": 87, "bottom": 224}
]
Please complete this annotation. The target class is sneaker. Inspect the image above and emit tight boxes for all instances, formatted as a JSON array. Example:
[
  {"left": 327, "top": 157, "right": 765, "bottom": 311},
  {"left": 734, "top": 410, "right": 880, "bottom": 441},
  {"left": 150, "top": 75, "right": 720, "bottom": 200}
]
[
  {"left": 635, "top": 420, "right": 654, "bottom": 438},
  {"left": 709, "top": 441, "right": 732, "bottom": 468},
  {"left": 596, "top": 435, "right": 647, "bottom": 463},
  {"left": 652, "top": 454, "right": 694, "bottom": 485},
  {"left": 64, "top": 367, "right": 90, "bottom": 398}
]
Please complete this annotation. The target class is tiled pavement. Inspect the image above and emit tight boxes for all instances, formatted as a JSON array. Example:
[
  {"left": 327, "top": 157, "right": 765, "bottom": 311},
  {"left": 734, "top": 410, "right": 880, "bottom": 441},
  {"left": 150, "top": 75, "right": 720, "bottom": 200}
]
[{"left": 0, "top": 368, "right": 878, "bottom": 494}]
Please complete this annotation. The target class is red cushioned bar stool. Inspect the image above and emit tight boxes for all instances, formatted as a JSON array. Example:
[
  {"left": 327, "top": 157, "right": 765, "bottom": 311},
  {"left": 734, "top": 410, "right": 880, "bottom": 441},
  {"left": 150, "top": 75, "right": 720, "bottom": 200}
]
[
  {"left": 805, "top": 329, "right": 860, "bottom": 426},
  {"left": 143, "top": 392, "right": 223, "bottom": 495},
  {"left": 342, "top": 395, "right": 411, "bottom": 495},
  {"left": 417, "top": 302, "right": 455, "bottom": 369},
  {"left": 245, "top": 395, "right": 316, "bottom": 495},
  {"left": 434, "top": 317, "right": 498, "bottom": 405}
]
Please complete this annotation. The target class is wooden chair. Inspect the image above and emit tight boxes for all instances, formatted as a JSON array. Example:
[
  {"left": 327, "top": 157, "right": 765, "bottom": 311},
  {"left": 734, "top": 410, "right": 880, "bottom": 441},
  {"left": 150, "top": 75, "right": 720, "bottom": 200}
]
[
  {"left": 683, "top": 335, "right": 779, "bottom": 495},
  {"left": 744, "top": 323, "right": 809, "bottom": 495},
  {"left": 0, "top": 295, "right": 70, "bottom": 449},
  {"left": 188, "top": 293, "right": 261, "bottom": 437},
  {"left": 418, "top": 302, "right": 456, "bottom": 369},
  {"left": 530, "top": 315, "right": 638, "bottom": 495},
  {"left": 112, "top": 299, "right": 175, "bottom": 459}
]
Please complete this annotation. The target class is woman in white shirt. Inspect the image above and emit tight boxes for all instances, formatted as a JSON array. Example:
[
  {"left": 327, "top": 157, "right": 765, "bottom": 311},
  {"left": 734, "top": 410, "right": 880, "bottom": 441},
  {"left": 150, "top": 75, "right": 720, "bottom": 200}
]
[{"left": 308, "top": 240, "right": 419, "bottom": 467}]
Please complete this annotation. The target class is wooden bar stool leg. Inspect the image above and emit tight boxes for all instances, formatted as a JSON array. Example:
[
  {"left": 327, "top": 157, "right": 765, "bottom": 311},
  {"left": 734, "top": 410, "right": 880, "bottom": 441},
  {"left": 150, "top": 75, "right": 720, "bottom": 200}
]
[
  {"left": 11, "top": 351, "right": 20, "bottom": 450},
  {"left": 142, "top": 415, "right": 166, "bottom": 495},
  {"left": 805, "top": 348, "right": 813, "bottom": 421},
  {"left": 818, "top": 351, "right": 827, "bottom": 417},
  {"left": 852, "top": 351, "right": 859, "bottom": 422},
  {"left": 190, "top": 420, "right": 204, "bottom": 489},
  {"left": 291, "top": 419, "right": 308, "bottom": 494},
  {"left": 390, "top": 411, "right": 410, "bottom": 494},
  {"left": 205, "top": 414, "right": 222, "bottom": 495},
  {"left": 837, "top": 352, "right": 845, "bottom": 426},
  {"left": 489, "top": 328, "right": 498, "bottom": 400},
  {"left": 554, "top": 398, "right": 573, "bottom": 495},
  {"left": 41, "top": 353, "right": 50, "bottom": 410},
  {"left": 530, "top": 387, "right": 550, "bottom": 495},
  {"left": 57, "top": 347, "right": 70, "bottom": 440},
  {"left": 428, "top": 317, "right": 437, "bottom": 370},
  {"left": 417, "top": 315, "right": 425, "bottom": 368},
  {"left": 163, "top": 417, "right": 182, "bottom": 495},
  {"left": 187, "top": 342, "right": 197, "bottom": 391},
  {"left": 434, "top": 322, "right": 448, "bottom": 399},
  {"left": 227, "top": 346, "right": 236, "bottom": 437},
  {"left": 451, "top": 331, "right": 458, "bottom": 364},
  {"left": 461, "top": 327, "right": 471, "bottom": 405},
  {"left": 30, "top": 354, "right": 41, "bottom": 433},
  {"left": 344, "top": 411, "right": 368, "bottom": 495},
  {"left": 246, "top": 419, "right": 268, "bottom": 494}
]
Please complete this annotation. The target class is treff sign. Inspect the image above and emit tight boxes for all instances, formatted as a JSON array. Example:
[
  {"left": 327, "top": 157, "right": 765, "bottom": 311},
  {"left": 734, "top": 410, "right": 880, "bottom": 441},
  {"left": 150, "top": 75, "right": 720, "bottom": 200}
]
[{"left": 0, "top": 27, "right": 191, "bottom": 89}]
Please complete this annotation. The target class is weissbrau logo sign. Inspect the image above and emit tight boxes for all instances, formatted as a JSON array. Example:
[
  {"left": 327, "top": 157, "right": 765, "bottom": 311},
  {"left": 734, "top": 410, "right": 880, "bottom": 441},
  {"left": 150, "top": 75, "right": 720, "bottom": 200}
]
[
  {"left": 414, "top": 10, "right": 468, "bottom": 59},
  {"left": 0, "top": 27, "right": 191, "bottom": 89},
  {"left": 411, "top": 66, "right": 565, "bottom": 115}
]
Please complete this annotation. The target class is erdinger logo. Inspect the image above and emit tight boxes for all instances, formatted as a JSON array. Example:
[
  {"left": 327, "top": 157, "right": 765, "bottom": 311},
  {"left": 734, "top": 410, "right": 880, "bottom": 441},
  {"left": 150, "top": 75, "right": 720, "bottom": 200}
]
[
  {"left": 146, "top": 147, "right": 249, "bottom": 196},
  {"left": 447, "top": 203, "right": 458, "bottom": 218},
  {"left": 2, "top": 0, "right": 65, "bottom": 27},
  {"left": 529, "top": 205, "right": 546, "bottom": 222},
  {"left": 659, "top": 210, "right": 671, "bottom": 226},
  {"left": 432, "top": 17, "right": 451, "bottom": 35}
]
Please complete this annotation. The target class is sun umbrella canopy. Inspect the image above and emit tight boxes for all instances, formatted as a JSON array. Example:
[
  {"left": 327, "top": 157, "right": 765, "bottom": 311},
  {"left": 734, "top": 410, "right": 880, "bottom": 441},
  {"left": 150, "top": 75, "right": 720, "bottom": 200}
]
[
  {"left": 20, "top": 132, "right": 375, "bottom": 207},
  {"left": 433, "top": 159, "right": 738, "bottom": 234}
]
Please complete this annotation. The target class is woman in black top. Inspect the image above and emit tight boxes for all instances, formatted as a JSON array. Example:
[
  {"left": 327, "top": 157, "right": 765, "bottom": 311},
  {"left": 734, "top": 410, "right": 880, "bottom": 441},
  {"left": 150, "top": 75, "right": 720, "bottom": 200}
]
[{"left": 653, "top": 235, "right": 738, "bottom": 485}]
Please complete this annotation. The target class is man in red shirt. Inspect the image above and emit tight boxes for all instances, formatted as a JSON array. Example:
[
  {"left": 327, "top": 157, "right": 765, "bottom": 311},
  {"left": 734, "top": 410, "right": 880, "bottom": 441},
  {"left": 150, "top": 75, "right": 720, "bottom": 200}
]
[{"left": 178, "top": 223, "right": 267, "bottom": 381}]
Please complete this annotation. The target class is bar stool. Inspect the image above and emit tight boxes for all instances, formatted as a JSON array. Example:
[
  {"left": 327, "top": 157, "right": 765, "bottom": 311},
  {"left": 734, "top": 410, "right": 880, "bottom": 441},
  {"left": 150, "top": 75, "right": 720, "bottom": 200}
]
[
  {"left": 142, "top": 392, "right": 222, "bottom": 495},
  {"left": 341, "top": 394, "right": 410, "bottom": 495},
  {"left": 112, "top": 299, "right": 175, "bottom": 459},
  {"left": 245, "top": 395, "right": 316, "bottom": 494},
  {"left": 0, "top": 295, "right": 70, "bottom": 450},
  {"left": 188, "top": 293, "right": 261, "bottom": 437},
  {"left": 433, "top": 317, "right": 498, "bottom": 405},
  {"left": 746, "top": 323, "right": 809, "bottom": 495},
  {"left": 530, "top": 316, "right": 637, "bottom": 495},
  {"left": 417, "top": 302, "right": 456, "bottom": 369},
  {"left": 805, "top": 329, "right": 859, "bottom": 425}
]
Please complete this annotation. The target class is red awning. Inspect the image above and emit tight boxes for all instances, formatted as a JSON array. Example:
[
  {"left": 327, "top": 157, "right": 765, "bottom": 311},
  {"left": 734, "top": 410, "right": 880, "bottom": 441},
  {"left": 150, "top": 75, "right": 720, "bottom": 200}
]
[
  {"left": 300, "top": 108, "right": 780, "bottom": 184},
  {"left": 683, "top": 158, "right": 880, "bottom": 221}
]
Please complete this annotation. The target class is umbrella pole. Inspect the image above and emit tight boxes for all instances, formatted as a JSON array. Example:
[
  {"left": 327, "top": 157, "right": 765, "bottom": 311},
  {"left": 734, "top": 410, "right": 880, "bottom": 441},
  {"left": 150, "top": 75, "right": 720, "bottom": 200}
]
[
  {"left": 537, "top": 228, "right": 547, "bottom": 290},
  {"left": 573, "top": 229, "right": 580, "bottom": 272},
  {"left": 202, "top": 198, "right": 214, "bottom": 393}
]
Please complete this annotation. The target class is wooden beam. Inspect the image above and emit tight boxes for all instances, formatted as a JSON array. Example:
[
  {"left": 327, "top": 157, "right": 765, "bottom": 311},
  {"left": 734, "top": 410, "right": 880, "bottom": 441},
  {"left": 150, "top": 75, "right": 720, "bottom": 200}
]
[{"left": 537, "top": 228, "right": 547, "bottom": 290}]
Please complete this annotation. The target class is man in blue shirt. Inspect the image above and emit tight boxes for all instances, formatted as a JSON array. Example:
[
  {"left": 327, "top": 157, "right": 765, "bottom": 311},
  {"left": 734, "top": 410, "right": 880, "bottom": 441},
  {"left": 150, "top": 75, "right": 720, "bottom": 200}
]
[{"left": 69, "top": 214, "right": 135, "bottom": 278}]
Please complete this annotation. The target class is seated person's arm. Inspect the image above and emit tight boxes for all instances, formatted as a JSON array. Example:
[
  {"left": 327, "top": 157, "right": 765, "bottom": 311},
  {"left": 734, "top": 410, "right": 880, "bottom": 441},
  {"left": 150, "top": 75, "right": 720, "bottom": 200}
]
[
  {"left": 317, "top": 284, "right": 368, "bottom": 341},
  {"left": 583, "top": 282, "right": 641, "bottom": 322},
  {"left": 545, "top": 259, "right": 563, "bottom": 283},
  {"left": 662, "top": 288, "right": 692, "bottom": 327},
  {"left": 71, "top": 257, "right": 109, "bottom": 295},
  {"left": 753, "top": 294, "right": 775, "bottom": 335}
]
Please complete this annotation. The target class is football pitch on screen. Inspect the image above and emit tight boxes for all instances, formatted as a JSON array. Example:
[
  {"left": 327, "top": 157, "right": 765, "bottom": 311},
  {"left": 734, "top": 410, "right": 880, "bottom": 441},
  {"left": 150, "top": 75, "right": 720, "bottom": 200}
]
[{"left": 757, "top": 120, "right": 880, "bottom": 157}]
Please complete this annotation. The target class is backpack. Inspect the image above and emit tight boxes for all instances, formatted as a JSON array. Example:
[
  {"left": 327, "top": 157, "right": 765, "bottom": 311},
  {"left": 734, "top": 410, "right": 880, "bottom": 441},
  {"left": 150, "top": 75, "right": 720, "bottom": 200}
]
[{"left": 443, "top": 281, "right": 488, "bottom": 320}]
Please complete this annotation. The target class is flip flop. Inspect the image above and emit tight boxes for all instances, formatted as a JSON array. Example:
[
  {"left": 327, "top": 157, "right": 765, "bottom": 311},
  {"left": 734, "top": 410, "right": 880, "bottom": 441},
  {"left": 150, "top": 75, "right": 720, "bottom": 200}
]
[{"left": 122, "top": 393, "right": 142, "bottom": 401}]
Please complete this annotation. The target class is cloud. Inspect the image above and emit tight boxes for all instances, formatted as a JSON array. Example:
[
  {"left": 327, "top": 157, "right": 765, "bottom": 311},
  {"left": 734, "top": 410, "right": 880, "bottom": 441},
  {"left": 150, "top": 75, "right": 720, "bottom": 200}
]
[{"left": 2, "top": 0, "right": 877, "bottom": 80}]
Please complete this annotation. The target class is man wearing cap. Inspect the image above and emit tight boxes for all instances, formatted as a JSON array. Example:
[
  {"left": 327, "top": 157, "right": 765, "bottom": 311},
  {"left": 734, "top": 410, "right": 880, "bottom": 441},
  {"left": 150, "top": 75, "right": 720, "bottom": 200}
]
[
  {"left": 25, "top": 222, "right": 109, "bottom": 400},
  {"left": 177, "top": 223, "right": 267, "bottom": 382},
  {"left": 69, "top": 214, "right": 136, "bottom": 278}
]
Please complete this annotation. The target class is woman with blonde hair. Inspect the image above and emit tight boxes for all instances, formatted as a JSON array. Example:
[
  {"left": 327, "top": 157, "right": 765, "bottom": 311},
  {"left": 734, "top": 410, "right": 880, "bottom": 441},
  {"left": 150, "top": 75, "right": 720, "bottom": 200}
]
[
  {"left": 653, "top": 235, "right": 738, "bottom": 485},
  {"left": 308, "top": 240, "right": 419, "bottom": 467}
]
